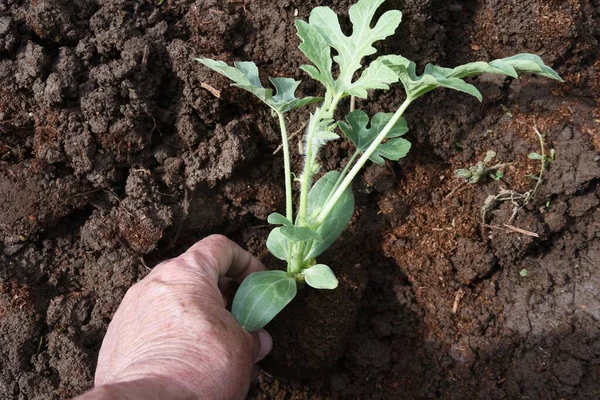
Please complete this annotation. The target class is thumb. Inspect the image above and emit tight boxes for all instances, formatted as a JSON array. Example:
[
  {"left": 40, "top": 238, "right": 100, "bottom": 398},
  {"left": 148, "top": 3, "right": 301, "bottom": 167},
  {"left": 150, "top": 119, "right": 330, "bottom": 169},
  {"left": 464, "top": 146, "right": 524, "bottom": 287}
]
[{"left": 248, "top": 329, "right": 273, "bottom": 363}]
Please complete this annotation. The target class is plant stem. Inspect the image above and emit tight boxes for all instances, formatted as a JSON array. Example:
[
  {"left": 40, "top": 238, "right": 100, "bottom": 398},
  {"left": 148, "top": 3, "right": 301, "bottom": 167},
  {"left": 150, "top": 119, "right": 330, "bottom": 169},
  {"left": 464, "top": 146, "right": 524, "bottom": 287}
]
[
  {"left": 297, "top": 109, "right": 321, "bottom": 225},
  {"left": 525, "top": 126, "right": 547, "bottom": 205},
  {"left": 276, "top": 111, "right": 293, "bottom": 221},
  {"left": 297, "top": 94, "right": 342, "bottom": 225},
  {"left": 316, "top": 96, "right": 413, "bottom": 223}
]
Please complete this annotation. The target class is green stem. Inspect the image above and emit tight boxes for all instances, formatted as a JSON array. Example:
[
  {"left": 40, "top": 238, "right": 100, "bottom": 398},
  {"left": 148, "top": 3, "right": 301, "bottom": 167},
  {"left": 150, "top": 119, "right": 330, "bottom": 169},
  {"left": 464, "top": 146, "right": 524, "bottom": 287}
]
[
  {"left": 525, "top": 127, "right": 547, "bottom": 205},
  {"left": 297, "top": 94, "right": 343, "bottom": 226},
  {"left": 276, "top": 111, "right": 293, "bottom": 221},
  {"left": 316, "top": 96, "right": 413, "bottom": 224},
  {"left": 297, "top": 109, "right": 321, "bottom": 225}
]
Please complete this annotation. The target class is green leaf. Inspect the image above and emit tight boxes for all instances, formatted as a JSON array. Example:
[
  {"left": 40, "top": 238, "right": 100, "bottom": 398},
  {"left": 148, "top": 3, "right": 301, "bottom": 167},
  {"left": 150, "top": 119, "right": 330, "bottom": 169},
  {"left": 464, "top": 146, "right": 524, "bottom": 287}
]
[
  {"left": 266, "top": 227, "right": 291, "bottom": 261},
  {"left": 490, "top": 170, "right": 504, "bottom": 181},
  {"left": 297, "top": 0, "right": 402, "bottom": 97},
  {"left": 196, "top": 58, "right": 270, "bottom": 100},
  {"left": 372, "top": 138, "right": 412, "bottom": 164},
  {"left": 232, "top": 271, "right": 297, "bottom": 331},
  {"left": 528, "top": 152, "right": 544, "bottom": 160},
  {"left": 269, "top": 77, "right": 322, "bottom": 113},
  {"left": 267, "top": 212, "right": 292, "bottom": 226},
  {"left": 347, "top": 57, "right": 399, "bottom": 98},
  {"left": 295, "top": 20, "right": 335, "bottom": 90},
  {"left": 455, "top": 169, "right": 472, "bottom": 179},
  {"left": 280, "top": 225, "right": 322, "bottom": 242},
  {"left": 381, "top": 53, "right": 562, "bottom": 101},
  {"left": 301, "top": 264, "right": 339, "bottom": 289},
  {"left": 492, "top": 54, "right": 563, "bottom": 81},
  {"left": 483, "top": 150, "right": 497, "bottom": 164},
  {"left": 195, "top": 58, "right": 321, "bottom": 113},
  {"left": 339, "top": 110, "right": 411, "bottom": 165},
  {"left": 304, "top": 171, "right": 354, "bottom": 259}
]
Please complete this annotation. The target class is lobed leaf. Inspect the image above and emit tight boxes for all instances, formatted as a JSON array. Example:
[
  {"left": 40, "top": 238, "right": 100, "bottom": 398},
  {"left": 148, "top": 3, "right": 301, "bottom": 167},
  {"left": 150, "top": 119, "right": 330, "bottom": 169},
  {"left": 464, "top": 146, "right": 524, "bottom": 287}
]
[
  {"left": 295, "top": 20, "right": 335, "bottom": 90},
  {"left": 195, "top": 58, "right": 321, "bottom": 113},
  {"left": 232, "top": 270, "right": 297, "bottom": 331},
  {"left": 304, "top": 171, "right": 355, "bottom": 259},
  {"left": 381, "top": 53, "right": 562, "bottom": 101},
  {"left": 296, "top": 0, "right": 402, "bottom": 97},
  {"left": 339, "top": 110, "right": 411, "bottom": 164},
  {"left": 269, "top": 77, "right": 322, "bottom": 113},
  {"left": 347, "top": 57, "right": 400, "bottom": 98},
  {"left": 301, "top": 264, "right": 339, "bottom": 289}
]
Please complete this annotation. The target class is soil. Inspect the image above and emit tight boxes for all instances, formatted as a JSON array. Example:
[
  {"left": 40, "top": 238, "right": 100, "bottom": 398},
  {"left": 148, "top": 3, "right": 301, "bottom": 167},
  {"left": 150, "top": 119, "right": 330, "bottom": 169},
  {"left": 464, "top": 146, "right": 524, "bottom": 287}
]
[
  {"left": 1, "top": 0, "right": 599, "bottom": 399},
  {"left": 261, "top": 262, "right": 368, "bottom": 380}
]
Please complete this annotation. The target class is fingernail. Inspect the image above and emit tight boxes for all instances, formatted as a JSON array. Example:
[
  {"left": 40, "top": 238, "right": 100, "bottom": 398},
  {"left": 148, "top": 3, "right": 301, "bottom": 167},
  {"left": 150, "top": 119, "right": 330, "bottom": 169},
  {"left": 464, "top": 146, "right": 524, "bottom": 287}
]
[{"left": 256, "top": 329, "right": 273, "bottom": 361}]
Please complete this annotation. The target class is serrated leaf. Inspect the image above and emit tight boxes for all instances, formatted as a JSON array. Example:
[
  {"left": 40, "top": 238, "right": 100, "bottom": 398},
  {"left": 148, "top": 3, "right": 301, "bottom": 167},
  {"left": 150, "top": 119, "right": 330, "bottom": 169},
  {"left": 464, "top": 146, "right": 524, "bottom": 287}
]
[
  {"left": 269, "top": 77, "right": 322, "bottom": 113},
  {"left": 296, "top": 20, "right": 335, "bottom": 89},
  {"left": 304, "top": 171, "right": 354, "bottom": 259},
  {"left": 232, "top": 270, "right": 297, "bottom": 331},
  {"left": 195, "top": 58, "right": 321, "bottom": 113},
  {"left": 381, "top": 53, "right": 562, "bottom": 101},
  {"left": 339, "top": 110, "right": 411, "bottom": 164},
  {"left": 280, "top": 225, "right": 323, "bottom": 242},
  {"left": 266, "top": 227, "right": 291, "bottom": 261},
  {"left": 301, "top": 264, "right": 339, "bottom": 289},
  {"left": 267, "top": 212, "right": 292, "bottom": 226},
  {"left": 297, "top": 0, "right": 402, "bottom": 97}
]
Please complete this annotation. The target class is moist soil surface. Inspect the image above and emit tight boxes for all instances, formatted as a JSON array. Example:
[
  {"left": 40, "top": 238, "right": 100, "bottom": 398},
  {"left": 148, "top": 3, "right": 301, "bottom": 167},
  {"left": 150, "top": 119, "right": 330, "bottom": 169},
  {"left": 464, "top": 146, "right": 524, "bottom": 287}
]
[{"left": 1, "top": 0, "right": 600, "bottom": 399}]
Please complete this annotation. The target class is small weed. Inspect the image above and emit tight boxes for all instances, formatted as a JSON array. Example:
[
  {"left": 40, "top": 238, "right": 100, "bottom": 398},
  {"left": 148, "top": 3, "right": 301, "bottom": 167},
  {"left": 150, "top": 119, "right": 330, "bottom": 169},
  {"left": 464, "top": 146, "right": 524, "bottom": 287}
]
[
  {"left": 455, "top": 150, "right": 509, "bottom": 183},
  {"left": 481, "top": 125, "right": 555, "bottom": 225}
]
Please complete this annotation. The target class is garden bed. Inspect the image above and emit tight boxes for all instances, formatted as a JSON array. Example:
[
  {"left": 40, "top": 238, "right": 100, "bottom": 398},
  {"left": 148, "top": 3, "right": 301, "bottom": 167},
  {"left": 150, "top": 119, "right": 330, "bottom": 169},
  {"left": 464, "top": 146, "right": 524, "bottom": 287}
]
[{"left": 1, "top": 0, "right": 599, "bottom": 398}]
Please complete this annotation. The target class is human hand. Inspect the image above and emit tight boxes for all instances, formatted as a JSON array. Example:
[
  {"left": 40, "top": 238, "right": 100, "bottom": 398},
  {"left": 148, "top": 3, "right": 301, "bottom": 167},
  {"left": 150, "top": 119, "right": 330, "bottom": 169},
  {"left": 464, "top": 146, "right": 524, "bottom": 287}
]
[{"left": 80, "top": 235, "right": 272, "bottom": 400}]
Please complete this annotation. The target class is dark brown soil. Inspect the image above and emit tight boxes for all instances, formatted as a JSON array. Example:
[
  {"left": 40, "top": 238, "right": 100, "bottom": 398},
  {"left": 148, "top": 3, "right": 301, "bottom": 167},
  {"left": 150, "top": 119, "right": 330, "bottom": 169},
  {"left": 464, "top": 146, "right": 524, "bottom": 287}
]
[
  {"left": 1, "top": 0, "right": 599, "bottom": 399},
  {"left": 262, "top": 263, "right": 368, "bottom": 380}
]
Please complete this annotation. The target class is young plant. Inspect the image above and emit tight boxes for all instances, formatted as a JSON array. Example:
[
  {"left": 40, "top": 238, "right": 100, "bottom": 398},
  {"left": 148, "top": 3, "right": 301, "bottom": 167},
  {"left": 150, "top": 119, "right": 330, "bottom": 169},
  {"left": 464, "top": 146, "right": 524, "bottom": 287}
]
[
  {"left": 196, "top": 0, "right": 562, "bottom": 331},
  {"left": 455, "top": 150, "right": 509, "bottom": 183}
]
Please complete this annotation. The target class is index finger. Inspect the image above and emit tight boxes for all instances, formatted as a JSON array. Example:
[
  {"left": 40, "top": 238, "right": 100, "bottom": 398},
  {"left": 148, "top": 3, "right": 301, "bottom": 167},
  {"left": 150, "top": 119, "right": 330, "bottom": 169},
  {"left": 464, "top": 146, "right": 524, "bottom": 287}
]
[{"left": 180, "top": 234, "right": 267, "bottom": 283}]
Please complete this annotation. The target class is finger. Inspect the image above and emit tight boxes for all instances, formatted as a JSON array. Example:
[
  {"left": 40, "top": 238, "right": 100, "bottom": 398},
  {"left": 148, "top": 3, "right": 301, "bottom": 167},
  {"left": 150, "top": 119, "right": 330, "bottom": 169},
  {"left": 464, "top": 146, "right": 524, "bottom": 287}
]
[
  {"left": 248, "top": 329, "right": 273, "bottom": 363},
  {"left": 184, "top": 234, "right": 267, "bottom": 283}
]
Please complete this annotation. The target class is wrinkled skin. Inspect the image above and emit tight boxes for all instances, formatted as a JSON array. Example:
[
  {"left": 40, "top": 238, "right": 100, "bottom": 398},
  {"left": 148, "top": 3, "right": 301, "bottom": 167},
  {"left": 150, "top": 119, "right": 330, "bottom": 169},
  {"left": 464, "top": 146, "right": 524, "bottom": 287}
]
[{"left": 77, "top": 235, "right": 272, "bottom": 400}]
